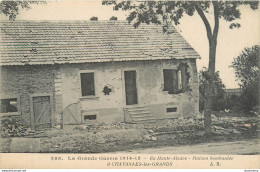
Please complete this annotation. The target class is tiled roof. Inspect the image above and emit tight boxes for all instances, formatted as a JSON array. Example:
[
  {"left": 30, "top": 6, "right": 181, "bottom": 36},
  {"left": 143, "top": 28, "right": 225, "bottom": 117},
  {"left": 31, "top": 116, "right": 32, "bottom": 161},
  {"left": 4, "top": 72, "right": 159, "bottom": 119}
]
[{"left": 0, "top": 20, "right": 200, "bottom": 66}]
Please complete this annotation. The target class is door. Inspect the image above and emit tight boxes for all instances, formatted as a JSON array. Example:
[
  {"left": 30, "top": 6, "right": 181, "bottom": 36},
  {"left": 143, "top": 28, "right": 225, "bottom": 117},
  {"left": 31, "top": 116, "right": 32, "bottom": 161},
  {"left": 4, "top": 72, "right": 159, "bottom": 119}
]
[
  {"left": 124, "top": 70, "right": 138, "bottom": 105},
  {"left": 33, "top": 96, "right": 51, "bottom": 128},
  {"left": 63, "top": 103, "right": 80, "bottom": 124}
]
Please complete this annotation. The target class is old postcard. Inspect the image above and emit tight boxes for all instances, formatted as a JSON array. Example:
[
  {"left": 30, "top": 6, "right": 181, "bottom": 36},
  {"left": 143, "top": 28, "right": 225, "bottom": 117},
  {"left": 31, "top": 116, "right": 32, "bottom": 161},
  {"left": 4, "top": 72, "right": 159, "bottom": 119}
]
[{"left": 0, "top": 0, "right": 259, "bottom": 169}]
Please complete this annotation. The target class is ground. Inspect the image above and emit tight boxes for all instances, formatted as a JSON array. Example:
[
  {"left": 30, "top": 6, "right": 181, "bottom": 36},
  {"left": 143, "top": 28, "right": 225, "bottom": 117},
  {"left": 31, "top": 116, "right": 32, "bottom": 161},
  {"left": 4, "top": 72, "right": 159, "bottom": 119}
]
[
  {"left": 6, "top": 136, "right": 259, "bottom": 155},
  {"left": 0, "top": 137, "right": 10, "bottom": 152},
  {"left": 0, "top": 113, "right": 259, "bottom": 154},
  {"left": 116, "top": 139, "right": 260, "bottom": 154}
]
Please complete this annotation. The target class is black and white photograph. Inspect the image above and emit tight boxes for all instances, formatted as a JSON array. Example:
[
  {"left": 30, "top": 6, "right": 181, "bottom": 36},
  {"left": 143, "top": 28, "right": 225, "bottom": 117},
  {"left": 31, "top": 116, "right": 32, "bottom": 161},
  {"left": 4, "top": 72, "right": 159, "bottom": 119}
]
[{"left": 0, "top": 0, "right": 259, "bottom": 169}]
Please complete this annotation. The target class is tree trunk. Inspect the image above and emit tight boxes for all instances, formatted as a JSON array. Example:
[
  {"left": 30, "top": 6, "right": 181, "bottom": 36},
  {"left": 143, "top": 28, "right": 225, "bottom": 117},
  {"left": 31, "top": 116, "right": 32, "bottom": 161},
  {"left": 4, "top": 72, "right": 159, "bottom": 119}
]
[
  {"left": 195, "top": 1, "right": 219, "bottom": 135},
  {"left": 204, "top": 82, "right": 212, "bottom": 134},
  {"left": 204, "top": 36, "right": 217, "bottom": 134}
]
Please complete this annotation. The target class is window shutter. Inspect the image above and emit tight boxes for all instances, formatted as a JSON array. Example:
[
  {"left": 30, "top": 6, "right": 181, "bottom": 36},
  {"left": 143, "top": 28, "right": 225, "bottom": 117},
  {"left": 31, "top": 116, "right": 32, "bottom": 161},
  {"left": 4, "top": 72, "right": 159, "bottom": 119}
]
[
  {"left": 180, "top": 65, "right": 188, "bottom": 90},
  {"left": 178, "top": 70, "right": 182, "bottom": 90},
  {"left": 172, "top": 70, "right": 178, "bottom": 92}
]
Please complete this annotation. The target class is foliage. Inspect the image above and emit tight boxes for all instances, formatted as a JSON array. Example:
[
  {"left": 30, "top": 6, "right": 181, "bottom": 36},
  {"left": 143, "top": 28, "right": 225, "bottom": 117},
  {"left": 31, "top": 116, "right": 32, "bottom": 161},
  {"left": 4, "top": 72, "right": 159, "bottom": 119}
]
[
  {"left": 110, "top": 16, "right": 117, "bottom": 20},
  {"left": 231, "top": 45, "right": 260, "bottom": 111},
  {"left": 102, "top": 1, "right": 258, "bottom": 29},
  {"left": 90, "top": 16, "right": 98, "bottom": 21},
  {"left": 231, "top": 45, "right": 259, "bottom": 89},
  {"left": 225, "top": 94, "right": 243, "bottom": 112},
  {"left": 199, "top": 68, "right": 226, "bottom": 111},
  {"left": 0, "top": 0, "right": 46, "bottom": 20}
]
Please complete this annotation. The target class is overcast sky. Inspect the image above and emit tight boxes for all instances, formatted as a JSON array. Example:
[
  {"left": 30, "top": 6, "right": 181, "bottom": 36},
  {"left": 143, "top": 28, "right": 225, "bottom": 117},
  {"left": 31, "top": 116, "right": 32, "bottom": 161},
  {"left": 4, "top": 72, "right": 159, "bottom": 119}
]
[{"left": 2, "top": 1, "right": 259, "bottom": 88}]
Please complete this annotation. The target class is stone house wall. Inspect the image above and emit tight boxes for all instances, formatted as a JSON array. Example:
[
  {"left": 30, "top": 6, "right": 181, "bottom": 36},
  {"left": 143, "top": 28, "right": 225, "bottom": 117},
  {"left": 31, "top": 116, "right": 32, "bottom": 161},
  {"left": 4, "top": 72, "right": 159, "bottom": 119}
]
[{"left": 0, "top": 65, "right": 62, "bottom": 127}]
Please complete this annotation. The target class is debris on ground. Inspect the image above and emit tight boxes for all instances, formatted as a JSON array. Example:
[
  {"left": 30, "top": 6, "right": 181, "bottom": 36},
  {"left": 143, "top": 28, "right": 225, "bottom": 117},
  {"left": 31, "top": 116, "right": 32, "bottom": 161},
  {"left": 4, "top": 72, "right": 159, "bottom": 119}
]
[
  {"left": 151, "top": 136, "right": 157, "bottom": 141},
  {"left": 1, "top": 116, "right": 46, "bottom": 138},
  {"left": 73, "top": 121, "right": 126, "bottom": 132},
  {"left": 40, "top": 127, "right": 145, "bottom": 153},
  {"left": 1, "top": 111, "right": 259, "bottom": 153},
  {"left": 212, "top": 114, "right": 259, "bottom": 135},
  {"left": 143, "top": 134, "right": 152, "bottom": 141}
]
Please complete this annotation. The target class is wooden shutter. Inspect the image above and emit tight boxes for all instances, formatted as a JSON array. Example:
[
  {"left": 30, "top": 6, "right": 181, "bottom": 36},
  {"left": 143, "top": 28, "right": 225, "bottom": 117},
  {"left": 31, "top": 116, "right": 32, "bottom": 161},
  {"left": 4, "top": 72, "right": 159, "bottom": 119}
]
[
  {"left": 179, "top": 65, "right": 188, "bottom": 90},
  {"left": 172, "top": 70, "right": 178, "bottom": 92}
]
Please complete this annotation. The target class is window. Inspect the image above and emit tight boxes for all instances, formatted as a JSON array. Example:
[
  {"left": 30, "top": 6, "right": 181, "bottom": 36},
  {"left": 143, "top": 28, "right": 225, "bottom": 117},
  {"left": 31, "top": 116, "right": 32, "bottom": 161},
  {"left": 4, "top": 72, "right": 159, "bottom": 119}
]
[
  {"left": 80, "top": 72, "right": 95, "bottom": 96},
  {"left": 163, "top": 69, "right": 178, "bottom": 93},
  {"left": 84, "top": 115, "right": 97, "bottom": 121},
  {"left": 82, "top": 111, "right": 99, "bottom": 122},
  {"left": 166, "top": 107, "right": 177, "bottom": 113},
  {"left": 0, "top": 98, "right": 18, "bottom": 113},
  {"left": 163, "top": 63, "right": 190, "bottom": 94}
]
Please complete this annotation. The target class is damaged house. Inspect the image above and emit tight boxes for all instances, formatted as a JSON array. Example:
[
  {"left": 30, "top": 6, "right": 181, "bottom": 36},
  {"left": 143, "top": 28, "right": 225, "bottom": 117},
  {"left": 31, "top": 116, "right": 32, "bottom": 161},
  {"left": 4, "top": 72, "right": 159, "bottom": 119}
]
[{"left": 0, "top": 21, "right": 200, "bottom": 129}]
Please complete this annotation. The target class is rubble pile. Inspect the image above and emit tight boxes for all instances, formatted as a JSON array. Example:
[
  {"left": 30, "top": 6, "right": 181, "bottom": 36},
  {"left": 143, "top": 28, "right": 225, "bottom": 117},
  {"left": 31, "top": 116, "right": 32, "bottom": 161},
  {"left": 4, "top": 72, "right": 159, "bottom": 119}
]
[
  {"left": 73, "top": 121, "right": 127, "bottom": 132},
  {"left": 143, "top": 133, "right": 157, "bottom": 142},
  {"left": 151, "top": 114, "right": 204, "bottom": 133},
  {"left": 1, "top": 116, "right": 28, "bottom": 137},
  {"left": 142, "top": 113, "right": 258, "bottom": 137},
  {"left": 212, "top": 114, "right": 259, "bottom": 135},
  {"left": 1, "top": 116, "right": 44, "bottom": 137}
]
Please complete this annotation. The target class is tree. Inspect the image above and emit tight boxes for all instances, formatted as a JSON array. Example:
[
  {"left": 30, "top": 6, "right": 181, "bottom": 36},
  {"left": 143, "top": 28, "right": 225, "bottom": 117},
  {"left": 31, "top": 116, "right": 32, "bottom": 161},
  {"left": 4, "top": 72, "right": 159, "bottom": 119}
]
[
  {"left": 231, "top": 45, "right": 260, "bottom": 112},
  {"left": 110, "top": 16, "right": 118, "bottom": 20},
  {"left": 199, "top": 68, "right": 225, "bottom": 112},
  {"left": 102, "top": 0, "right": 259, "bottom": 134},
  {"left": 90, "top": 16, "right": 98, "bottom": 21},
  {"left": 0, "top": 0, "right": 45, "bottom": 20}
]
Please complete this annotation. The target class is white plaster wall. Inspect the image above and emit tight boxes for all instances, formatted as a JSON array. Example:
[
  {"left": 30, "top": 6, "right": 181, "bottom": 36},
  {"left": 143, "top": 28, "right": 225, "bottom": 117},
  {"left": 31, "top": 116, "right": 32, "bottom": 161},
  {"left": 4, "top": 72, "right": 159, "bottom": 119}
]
[{"left": 60, "top": 59, "right": 199, "bottom": 120}]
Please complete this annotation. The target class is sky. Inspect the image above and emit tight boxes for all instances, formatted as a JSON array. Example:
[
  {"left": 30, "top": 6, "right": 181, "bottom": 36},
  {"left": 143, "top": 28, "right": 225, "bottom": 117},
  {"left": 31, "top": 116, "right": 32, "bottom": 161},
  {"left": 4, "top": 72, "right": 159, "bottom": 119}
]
[{"left": 1, "top": 1, "right": 259, "bottom": 88}]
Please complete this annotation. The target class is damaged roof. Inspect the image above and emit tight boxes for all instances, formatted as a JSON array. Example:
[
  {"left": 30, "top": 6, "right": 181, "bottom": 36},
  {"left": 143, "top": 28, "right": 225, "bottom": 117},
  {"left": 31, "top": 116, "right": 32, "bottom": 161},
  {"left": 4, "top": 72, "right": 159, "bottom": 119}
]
[{"left": 0, "top": 20, "right": 200, "bottom": 66}]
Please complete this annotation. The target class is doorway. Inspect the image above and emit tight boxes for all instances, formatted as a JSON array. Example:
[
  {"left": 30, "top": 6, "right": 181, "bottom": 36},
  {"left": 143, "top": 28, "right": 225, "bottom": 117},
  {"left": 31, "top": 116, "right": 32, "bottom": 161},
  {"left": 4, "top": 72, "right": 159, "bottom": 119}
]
[
  {"left": 31, "top": 95, "right": 51, "bottom": 129},
  {"left": 124, "top": 70, "right": 138, "bottom": 105}
]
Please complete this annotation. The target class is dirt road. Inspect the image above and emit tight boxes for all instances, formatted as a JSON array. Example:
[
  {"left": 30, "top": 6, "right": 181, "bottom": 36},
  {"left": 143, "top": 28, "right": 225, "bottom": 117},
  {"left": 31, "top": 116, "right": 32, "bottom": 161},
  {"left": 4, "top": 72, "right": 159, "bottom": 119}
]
[
  {"left": 116, "top": 139, "right": 260, "bottom": 155},
  {"left": 9, "top": 137, "right": 40, "bottom": 153},
  {"left": 5, "top": 137, "right": 259, "bottom": 154}
]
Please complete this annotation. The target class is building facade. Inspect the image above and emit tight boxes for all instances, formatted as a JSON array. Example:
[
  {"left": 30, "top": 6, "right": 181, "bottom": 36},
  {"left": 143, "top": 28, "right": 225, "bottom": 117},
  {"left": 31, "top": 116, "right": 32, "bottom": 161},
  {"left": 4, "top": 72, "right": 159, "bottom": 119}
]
[{"left": 0, "top": 21, "right": 200, "bottom": 128}]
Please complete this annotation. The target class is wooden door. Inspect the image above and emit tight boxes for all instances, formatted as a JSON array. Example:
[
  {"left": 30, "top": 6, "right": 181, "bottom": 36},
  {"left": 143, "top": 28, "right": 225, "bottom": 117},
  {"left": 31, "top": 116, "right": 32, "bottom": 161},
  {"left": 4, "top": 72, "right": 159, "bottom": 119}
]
[
  {"left": 124, "top": 70, "right": 138, "bottom": 105},
  {"left": 63, "top": 103, "right": 80, "bottom": 124},
  {"left": 33, "top": 96, "right": 51, "bottom": 128}
]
